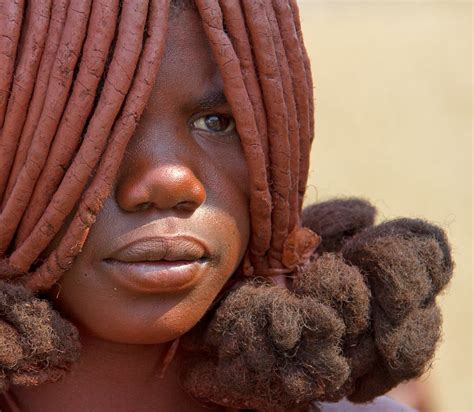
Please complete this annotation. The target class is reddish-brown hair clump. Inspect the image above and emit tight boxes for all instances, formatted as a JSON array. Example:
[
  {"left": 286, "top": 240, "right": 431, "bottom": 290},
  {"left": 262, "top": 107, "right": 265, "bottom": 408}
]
[
  {"left": 0, "top": 1, "right": 317, "bottom": 395},
  {"left": 180, "top": 199, "right": 453, "bottom": 410},
  {"left": 0, "top": 0, "right": 453, "bottom": 410}
]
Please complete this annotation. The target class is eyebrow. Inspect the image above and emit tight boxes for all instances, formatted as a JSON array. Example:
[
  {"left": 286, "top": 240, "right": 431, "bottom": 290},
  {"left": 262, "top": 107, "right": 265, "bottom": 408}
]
[{"left": 195, "top": 89, "right": 229, "bottom": 110}]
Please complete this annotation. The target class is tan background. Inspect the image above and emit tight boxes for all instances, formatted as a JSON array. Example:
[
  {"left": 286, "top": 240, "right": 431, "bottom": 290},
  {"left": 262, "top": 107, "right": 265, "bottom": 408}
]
[{"left": 298, "top": 1, "right": 473, "bottom": 411}]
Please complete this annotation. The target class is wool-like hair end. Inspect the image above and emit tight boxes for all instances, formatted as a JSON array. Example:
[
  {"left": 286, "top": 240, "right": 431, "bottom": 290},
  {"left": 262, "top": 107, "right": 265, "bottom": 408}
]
[{"left": 180, "top": 199, "right": 453, "bottom": 411}]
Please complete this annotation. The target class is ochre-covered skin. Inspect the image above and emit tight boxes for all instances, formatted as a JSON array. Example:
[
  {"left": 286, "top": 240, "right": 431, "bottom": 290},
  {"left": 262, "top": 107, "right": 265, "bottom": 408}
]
[{"left": 0, "top": 1, "right": 453, "bottom": 411}]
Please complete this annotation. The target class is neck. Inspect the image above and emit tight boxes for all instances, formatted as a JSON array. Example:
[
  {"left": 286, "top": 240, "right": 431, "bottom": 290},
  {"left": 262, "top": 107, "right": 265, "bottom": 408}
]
[{"left": 12, "top": 330, "right": 219, "bottom": 412}]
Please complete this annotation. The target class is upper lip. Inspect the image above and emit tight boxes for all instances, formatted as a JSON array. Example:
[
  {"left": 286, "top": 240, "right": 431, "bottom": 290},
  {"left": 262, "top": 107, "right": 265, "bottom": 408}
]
[{"left": 106, "top": 236, "right": 209, "bottom": 263}]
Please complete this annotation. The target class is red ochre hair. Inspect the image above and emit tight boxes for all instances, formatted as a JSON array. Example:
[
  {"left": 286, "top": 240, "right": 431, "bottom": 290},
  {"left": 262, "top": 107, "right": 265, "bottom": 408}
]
[{"left": 0, "top": 1, "right": 453, "bottom": 411}]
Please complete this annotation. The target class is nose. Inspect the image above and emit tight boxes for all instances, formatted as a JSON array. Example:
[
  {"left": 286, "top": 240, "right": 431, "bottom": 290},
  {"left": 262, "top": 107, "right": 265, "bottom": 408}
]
[{"left": 115, "top": 162, "right": 206, "bottom": 214}]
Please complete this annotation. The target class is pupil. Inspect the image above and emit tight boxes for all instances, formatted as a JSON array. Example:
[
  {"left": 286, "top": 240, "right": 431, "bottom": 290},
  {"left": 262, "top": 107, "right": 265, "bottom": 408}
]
[{"left": 205, "top": 115, "right": 227, "bottom": 131}]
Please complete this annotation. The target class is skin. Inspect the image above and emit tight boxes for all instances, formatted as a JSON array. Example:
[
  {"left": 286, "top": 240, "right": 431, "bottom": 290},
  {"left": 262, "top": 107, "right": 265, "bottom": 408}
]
[
  {"left": 14, "top": 9, "right": 249, "bottom": 412},
  {"left": 9, "top": 6, "right": 411, "bottom": 412}
]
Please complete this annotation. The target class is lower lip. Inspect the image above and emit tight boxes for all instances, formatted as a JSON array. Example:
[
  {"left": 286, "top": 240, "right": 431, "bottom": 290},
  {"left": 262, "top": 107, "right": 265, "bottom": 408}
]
[{"left": 102, "top": 259, "right": 207, "bottom": 293}]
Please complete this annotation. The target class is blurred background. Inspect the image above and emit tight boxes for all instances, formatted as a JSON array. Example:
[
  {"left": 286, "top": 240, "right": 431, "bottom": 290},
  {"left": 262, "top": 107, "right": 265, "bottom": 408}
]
[{"left": 298, "top": 1, "right": 472, "bottom": 411}]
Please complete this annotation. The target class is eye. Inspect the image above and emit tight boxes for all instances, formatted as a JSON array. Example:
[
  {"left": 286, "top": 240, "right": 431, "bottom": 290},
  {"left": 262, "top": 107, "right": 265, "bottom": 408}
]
[{"left": 193, "top": 114, "right": 236, "bottom": 133}]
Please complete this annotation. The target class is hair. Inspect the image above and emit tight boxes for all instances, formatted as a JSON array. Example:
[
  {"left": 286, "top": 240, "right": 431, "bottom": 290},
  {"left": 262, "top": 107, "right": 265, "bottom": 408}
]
[{"left": 0, "top": 1, "right": 453, "bottom": 410}]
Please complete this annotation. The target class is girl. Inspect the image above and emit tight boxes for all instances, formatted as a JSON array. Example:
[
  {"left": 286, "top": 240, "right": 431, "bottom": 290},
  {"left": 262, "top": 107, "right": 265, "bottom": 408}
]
[{"left": 0, "top": 0, "right": 452, "bottom": 410}]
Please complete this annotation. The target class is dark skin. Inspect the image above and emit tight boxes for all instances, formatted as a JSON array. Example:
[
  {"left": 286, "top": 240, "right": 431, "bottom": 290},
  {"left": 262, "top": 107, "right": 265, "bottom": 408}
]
[
  {"left": 10, "top": 8, "right": 409, "bottom": 412},
  {"left": 14, "top": 9, "right": 248, "bottom": 412}
]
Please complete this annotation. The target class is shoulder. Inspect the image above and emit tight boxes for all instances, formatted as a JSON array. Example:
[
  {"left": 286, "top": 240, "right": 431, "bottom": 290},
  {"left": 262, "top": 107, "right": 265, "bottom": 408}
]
[{"left": 319, "top": 396, "right": 415, "bottom": 412}]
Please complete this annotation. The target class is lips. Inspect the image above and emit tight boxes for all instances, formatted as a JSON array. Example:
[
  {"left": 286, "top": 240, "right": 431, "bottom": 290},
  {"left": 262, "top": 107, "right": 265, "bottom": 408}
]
[{"left": 103, "top": 236, "right": 210, "bottom": 293}]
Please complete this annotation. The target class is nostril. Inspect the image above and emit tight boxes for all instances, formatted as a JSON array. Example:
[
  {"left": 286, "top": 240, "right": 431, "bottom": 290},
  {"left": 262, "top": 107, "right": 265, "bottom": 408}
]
[
  {"left": 174, "top": 200, "right": 200, "bottom": 213},
  {"left": 134, "top": 202, "right": 153, "bottom": 212},
  {"left": 131, "top": 201, "right": 200, "bottom": 213},
  {"left": 115, "top": 165, "right": 206, "bottom": 213}
]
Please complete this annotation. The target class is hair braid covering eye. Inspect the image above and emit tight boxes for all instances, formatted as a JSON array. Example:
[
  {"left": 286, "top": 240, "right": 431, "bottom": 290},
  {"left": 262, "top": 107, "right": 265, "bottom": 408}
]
[
  {"left": 0, "top": 1, "right": 454, "bottom": 411},
  {"left": 183, "top": 2, "right": 452, "bottom": 411}
]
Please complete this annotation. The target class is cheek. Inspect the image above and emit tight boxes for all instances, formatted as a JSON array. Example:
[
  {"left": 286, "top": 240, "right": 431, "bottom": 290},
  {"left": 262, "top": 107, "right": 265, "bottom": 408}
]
[
  {"left": 207, "top": 160, "right": 250, "bottom": 271},
  {"left": 48, "top": 152, "right": 250, "bottom": 344},
  {"left": 199, "top": 137, "right": 250, "bottom": 241}
]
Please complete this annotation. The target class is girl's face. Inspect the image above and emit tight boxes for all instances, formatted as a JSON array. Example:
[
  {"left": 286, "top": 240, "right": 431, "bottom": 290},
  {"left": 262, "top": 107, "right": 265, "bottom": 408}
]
[{"left": 50, "top": 9, "right": 250, "bottom": 344}]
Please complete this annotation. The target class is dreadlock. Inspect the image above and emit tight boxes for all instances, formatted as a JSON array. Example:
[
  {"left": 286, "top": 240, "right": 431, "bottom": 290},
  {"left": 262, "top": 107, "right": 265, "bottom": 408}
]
[
  {"left": 0, "top": 1, "right": 453, "bottom": 410},
  {"left": 0, "top": 0, "right": 316, "bottom": 286}
]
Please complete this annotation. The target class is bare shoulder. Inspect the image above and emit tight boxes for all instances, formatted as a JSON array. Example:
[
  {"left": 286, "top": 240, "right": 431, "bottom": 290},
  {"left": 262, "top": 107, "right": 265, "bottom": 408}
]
[{"left": 319, "top": 396, "right": 415, "bottom": 412}]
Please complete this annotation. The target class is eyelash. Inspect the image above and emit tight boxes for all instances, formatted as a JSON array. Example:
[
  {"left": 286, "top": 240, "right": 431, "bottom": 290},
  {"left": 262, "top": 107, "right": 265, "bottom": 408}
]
[{"left": 192, "top": 114, "right": 237, "bottom": 136}]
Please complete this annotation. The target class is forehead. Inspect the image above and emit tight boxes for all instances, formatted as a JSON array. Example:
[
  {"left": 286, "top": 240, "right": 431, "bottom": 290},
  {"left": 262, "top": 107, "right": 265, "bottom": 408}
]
[
  {"left": 169, "top": 0, "right": 197, "bottom": 16},
  {"left": 164, "top": 7, "right": 213, "bottom": 68},
  {"left": 144, "top": 8, "right": 222, "bottom": 113}
]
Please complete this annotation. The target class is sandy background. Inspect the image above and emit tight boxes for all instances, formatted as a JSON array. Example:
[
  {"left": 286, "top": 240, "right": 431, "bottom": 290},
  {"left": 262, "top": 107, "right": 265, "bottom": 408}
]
[{"left": 298, "top": 1, "right": 472, "bottom": 411}]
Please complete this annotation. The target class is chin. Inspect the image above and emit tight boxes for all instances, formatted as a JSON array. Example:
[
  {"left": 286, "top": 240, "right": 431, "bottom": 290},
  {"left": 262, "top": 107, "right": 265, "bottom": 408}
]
[
  {"left": 60, "top": 301, "right": 211, "bottom": 345},
  {"left": 51, "top": 266, "right": 230, "bottom": 345}
]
